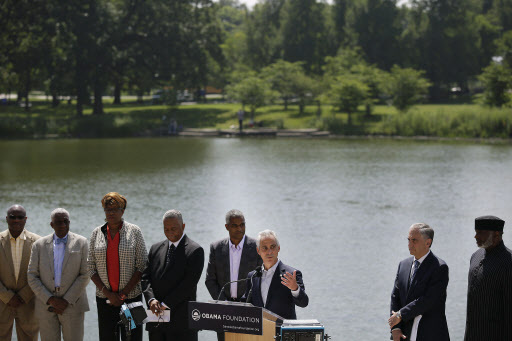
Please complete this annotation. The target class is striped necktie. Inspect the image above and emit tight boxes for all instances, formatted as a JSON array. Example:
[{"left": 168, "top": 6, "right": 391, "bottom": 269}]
[{"left": 409, "top": 260, "right": 420, "bottom": 287}]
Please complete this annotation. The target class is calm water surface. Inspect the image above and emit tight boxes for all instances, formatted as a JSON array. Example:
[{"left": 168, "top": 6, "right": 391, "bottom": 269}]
[{"left": 1, "top": 137, "right": 511, "bottom": 340}]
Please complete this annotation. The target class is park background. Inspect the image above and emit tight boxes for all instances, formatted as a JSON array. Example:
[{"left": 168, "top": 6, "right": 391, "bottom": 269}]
[{"left": 2, "top": 0, "right": 512, "bottom": 340}]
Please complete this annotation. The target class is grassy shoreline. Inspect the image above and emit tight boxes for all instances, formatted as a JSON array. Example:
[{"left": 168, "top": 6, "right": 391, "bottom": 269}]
[{"left": 1, "top": 99, "right": 511, "bottom": 139}]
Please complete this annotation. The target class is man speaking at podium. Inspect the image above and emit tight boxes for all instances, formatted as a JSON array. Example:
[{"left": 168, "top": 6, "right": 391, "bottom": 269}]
[{"left": 243, "top": 230, "right": 308, "bottom": 319}]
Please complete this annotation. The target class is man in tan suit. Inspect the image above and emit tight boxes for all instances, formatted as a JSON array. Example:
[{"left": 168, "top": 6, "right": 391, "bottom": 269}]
[
  {"left": 27, "top": 208, "right": 89, "bottom": 341},
  {"left": 0, "top": 204, "right": 40, "bottom": 341}
]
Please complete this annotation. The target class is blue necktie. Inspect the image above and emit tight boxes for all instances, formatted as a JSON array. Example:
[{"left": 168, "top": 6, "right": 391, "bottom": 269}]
[{"left": 409, "top": 260, "right": 420, "bottom": 287}]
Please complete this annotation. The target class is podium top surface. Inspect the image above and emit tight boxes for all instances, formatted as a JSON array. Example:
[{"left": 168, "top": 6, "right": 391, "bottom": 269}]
[{"left": 206, "top": 300, "right": 284, "bottom": 322}]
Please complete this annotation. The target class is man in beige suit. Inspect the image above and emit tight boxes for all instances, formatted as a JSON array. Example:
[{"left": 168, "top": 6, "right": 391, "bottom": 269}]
[
  {"left": 27, "top": 208, "right": 89, "bottom": 341},
  {"left": 0, "top": 205, "right": 41, "bottom": 341}
]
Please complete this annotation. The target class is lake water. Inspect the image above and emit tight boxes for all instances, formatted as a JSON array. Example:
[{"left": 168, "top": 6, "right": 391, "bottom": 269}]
[{"left": 1, "top": 137, "right": 511, "bottom": 340}]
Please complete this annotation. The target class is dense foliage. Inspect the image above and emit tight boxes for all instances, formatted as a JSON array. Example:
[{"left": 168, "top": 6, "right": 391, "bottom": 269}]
[{"left": 1, "top": 0, "right": 512, "bottom": 117}]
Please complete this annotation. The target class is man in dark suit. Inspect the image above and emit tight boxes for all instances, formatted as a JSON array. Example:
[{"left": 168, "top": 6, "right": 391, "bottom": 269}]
[
  {"left": 205, "top": 209, "right": 262, "bottom": 341},
  {"left": 142, "top": 210, "right": 204, "bottom": 341},
  {"left": 243, "top": 229, "right": 308, "bottom": 319},
  {"left": 464, "top": 215, "right": 512, "bottom": 341},
  {"left": 389, "top": 223, "right": 450, "bottom": 341}
]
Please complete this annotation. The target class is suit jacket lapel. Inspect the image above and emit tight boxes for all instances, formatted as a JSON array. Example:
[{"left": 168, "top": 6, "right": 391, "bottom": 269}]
[
  {"left": 0, "top": 231, "right": 15, "bottom": 278},
  {"left": 61, "top": 233, "right": 74, "bottom": 271},
  {"left": 409, "top": 252, "right": 433, "bottom": 290},
  {"left": 220, "top": 239, "right": 230, "bottom": 296},
  {"left": 158, "top": 240, "right": 170, "bottom": 279},
  {"left": 20, "top": 233, "right": 33, "bottom": 277},
  {"left": 265, "top": 261, "right": 282, "bottom": 308},
  {"left": 402, "top": 257, "right": 414, "bottom": 296},
  {"left": 252, "top": 274, "right": 263, "bottom": 306},
  {"left": 46, "top": 237, "right": 55, "bottom": 275},
  {"left": 239, "top": 237, "right": 251, "bottom": 281}
]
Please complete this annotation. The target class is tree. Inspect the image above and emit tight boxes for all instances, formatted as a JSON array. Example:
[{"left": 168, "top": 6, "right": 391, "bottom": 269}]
[
  {"left": 261, "top": 60, "right": 305, "bottom": 110},
  {"left": 225, "top": 76, "right": 276, "bottom": 121},
  {"left": 279, "top": 0, "right": 328, "bottom": 73},
  {"left": 323, "top": 76, "right": 369, "bottom": 124},
  {"left": 385, "top": 65, "right": 431, "bottom": 112},
  {"left": 478, "top": 62, "right": 512, "bottom": 107},
  {"left": 354, "top": 0, "right": 401, "bottom": 70}
]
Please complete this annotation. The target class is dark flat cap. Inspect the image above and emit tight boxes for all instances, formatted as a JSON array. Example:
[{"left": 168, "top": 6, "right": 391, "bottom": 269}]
[{"left": 475, "top": 215, "right": 505, "bottom": 231}]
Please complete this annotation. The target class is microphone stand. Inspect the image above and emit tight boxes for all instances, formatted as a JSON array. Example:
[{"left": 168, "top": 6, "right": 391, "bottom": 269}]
[
  {"left": 246, "top": 267, "right": 262, "bottom": 304},
  {"left": 216, "top": 278, "right": 248, "bottom": 301}
]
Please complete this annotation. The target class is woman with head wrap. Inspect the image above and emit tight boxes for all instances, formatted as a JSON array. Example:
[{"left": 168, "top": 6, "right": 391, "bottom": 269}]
[{"left": 88, "top": 192, "right": 147, "bottom": 341}]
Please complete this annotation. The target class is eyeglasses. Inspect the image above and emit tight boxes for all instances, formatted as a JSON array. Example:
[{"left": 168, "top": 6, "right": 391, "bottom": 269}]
[
  {"left": 104, "top": 208, "right": 123, "bottom": 213},
  {"left": 8, "top": 215, "right": 25, "bottom": 220}
]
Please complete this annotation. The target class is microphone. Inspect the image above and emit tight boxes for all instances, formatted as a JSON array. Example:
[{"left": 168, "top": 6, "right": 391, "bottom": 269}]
[{"left": 245, "top": 266, "right": 262, "bottom": 304}]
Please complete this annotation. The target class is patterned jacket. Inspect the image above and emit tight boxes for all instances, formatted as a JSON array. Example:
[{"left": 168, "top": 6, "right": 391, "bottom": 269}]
[{"left": 88, "top": 221, "right": 147, "bottom": 299}]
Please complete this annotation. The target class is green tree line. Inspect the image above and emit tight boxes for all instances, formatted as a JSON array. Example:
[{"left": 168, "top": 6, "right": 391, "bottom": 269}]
[{"left": 2, "top": 0, "right": 512, "bottom": 116}]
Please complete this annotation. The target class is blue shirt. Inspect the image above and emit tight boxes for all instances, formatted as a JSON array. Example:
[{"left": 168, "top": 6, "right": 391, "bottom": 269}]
[{"left": 53, "top": 234, "right": 68, "bottom": 287}]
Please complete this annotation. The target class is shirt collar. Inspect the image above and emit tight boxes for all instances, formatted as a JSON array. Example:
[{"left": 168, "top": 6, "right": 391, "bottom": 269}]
[
  {"left": 415, "top": 250, "right": 430, "bottom": 264},
  {"left": 169, "top": 233, "right": 185, "bottom": 248},
  {"left": 229, "top": 235, "right": 246, "bottom": 250},
  {"left": 53, "top": 234, "right": 69, "bottom": 243},
  {"left": 262, "top": 259, "right": 280, "bottom": 275},
  {"left": 9, "top": 230, "right": 26, "bottom": 241}
]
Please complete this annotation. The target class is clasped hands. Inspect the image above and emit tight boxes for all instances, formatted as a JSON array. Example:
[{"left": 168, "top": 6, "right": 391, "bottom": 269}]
[
  {"left": 150, "top": 299, "right": 165, "bottom": 316},
  {"left": 104, "top": 288, "right": 127, "bottom": 307},
  {"left": 47, "top": 296, "right": 69, "bottom": 315},
  {"left": 7, "top": 294, "right": 25, "bottom": 309},
  {"left": 281, "top": 270, "right": 299, "bottom": 291},
  {"left": 388, "top": 311, "right": 406, "bottom": 340}
]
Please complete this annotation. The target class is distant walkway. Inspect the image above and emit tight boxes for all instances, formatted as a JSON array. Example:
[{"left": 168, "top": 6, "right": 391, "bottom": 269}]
[{"left": 178, "top": 128, "right": 330, "bottom": 138}]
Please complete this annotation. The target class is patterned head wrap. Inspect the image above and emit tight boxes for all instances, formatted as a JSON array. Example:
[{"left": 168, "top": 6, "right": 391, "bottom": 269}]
[{"left": 101, "top": 192, "right": 127, "bottom": 210}]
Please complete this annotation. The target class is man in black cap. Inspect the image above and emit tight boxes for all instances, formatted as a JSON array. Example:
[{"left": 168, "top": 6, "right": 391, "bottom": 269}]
[{"left": 464, "top": 215, "right": 512, "bottom": 341}]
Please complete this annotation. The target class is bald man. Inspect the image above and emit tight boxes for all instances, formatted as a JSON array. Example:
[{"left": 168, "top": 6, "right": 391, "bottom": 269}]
[{"left": 0, "top": 205, "right": 41, "bottom": 341}]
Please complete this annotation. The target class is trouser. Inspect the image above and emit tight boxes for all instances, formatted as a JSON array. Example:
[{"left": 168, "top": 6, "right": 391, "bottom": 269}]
[
  {"left": 38, "top": 309, "right": 84, "bottom": 341},
  {"left": 0, "top": 304, "right": 39, "bottom": 341},
  {"left": 96, "top": 295, "right": 143, "bottom": 341}
]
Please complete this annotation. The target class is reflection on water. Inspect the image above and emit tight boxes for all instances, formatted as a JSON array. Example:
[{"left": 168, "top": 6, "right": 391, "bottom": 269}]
[{"left": 1, "top": 137, "right": 512, "bottom": 340}]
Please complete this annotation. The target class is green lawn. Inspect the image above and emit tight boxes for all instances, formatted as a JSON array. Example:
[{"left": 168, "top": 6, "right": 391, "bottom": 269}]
[{"left": 1, "top": 98, "right": 511, "bottom": 138}]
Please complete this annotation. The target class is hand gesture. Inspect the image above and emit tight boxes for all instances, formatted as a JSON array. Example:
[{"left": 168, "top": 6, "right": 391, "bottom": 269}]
[{"left": 281, "top": 271, "right": 299, "bottom": 291}]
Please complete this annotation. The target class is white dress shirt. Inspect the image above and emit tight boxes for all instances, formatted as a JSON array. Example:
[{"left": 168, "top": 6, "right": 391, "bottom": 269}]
[
  {"left": 260, "top": 260, "right": 280, "bottom": 305},
  {"left": 229, "top": 235, "right": 245, "bottom": 298},
  {"left": 9, "top": 230, "right": 26, "bottom": 282},
  {"left": 409, "top": 250, "right": 431, "bottom": 341}
]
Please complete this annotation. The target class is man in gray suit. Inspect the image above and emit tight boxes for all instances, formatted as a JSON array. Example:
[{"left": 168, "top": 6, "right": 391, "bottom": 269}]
[
  {"left": 0, "top": 205, "right": 41, "bottom": 341},
  {"left": 27, "top": 208, "right": 90, "bottom": 341},
  {"left": 205, "top": 209, "right": 262, "bottom": 341}
]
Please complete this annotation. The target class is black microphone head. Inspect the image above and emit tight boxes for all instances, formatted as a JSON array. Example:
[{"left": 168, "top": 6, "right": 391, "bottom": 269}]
[{"left": 255, "top": 266, "right": 262, "bottom": 277}]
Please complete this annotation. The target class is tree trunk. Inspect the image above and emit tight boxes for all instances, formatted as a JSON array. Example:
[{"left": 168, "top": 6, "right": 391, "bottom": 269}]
[
  {"left": 316, "top": 100, "right": 321, "bottom": 118},
  {"left": 24, "top": 71, "right": 31, "bottom": 112},
  {"left": 365, "top": 103, "right": 371, "bottom": 116},
  {"left": 16, "top": 90, "right": 22, "bottom": 104},
  {"left": 348, "top": 111, "right": 352, "bottom": 125},
  {"left": 52, "top": 95, "right": 60, "bottom": 107},
  {"left": 137, "top": 90, "right": 144, "bottom": 103},
  {"left": 284, "top": 97, "right": 288, "bottom": 111},
  {"left": 93, "top": 83, "right": 103, "bottom": 115},
  {"left": 113, "top": 81, "right": 121, "bottom": 104}
]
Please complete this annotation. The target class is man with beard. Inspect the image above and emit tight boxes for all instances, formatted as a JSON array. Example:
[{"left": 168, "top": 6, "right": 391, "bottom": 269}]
[{"left": 464, "top": 215, "right": 512, "bottom": 341}]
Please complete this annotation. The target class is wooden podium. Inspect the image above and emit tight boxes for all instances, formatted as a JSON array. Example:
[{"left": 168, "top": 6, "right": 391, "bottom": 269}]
[
  {"left": 225, "top": 308, "right": 282, "bottom": 341},
  {"left": 188, "top": 301, "right": 283, "bottom": 341}
]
